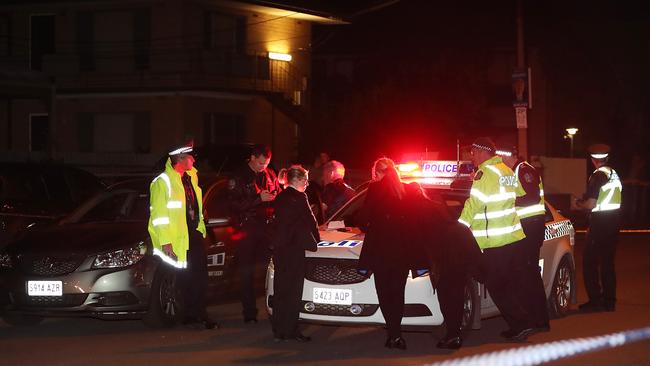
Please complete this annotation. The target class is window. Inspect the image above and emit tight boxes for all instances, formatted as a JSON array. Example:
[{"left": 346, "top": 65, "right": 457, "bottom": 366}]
[
  {"left": 204, "top": 113, "right": 245, "bottom": 145},
  {"left": 0, "top": 14, "right": 10, "bottom": 56},
  {"left": 76, "top": 112, "right": 150, "bottom": 153},
  {"left": 133, "top": 9, "right": 150, "bottom": 70},
  {"left": 30, "top": 14, "right": 55, "bottom": 71},
  {"left": 204, "top": 12, "right": 246, "bottom": 53},
  {"left": 29, "top": 114, "right": 49, "bottom": 152},
  {"left": 76, "top": 12, "right": 94, "bottom": 71}
]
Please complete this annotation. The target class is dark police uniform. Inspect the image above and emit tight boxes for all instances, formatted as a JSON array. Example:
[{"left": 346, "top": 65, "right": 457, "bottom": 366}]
[
  {"left": 228, "top": 164, "right": 280, "bottom": 321},
  {"left": 512, "top": 160, "right": 549, "bottom": 330},
  {"left": 270, "top": 186, "right": 319, "bottom": 340},
  {"left": 321, "top": 178, "right": 356, "bottom": 219},
  {"left": 578, "top": 144, "right": 622, "bottom": 312}
]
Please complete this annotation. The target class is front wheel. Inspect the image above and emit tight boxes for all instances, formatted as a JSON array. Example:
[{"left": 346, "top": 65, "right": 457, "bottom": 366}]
[
  {"left": 548, "top": 256, "right": 574, "bottom": 318},
  {"left": 143, "top": 265, "right": 184, "bottom": 328},
  {"left": 461, "top": 277, "right": 480, "bottom": 330}
]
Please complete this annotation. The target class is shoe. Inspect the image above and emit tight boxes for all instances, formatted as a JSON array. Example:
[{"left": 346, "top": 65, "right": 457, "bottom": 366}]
[
  {"left": 500, "top": 327, "right": 534, "bottom": 341},
  {"left": 532, "top": 323, "right": 550, "bottom": 333},
  {"left": 385, "top": 336, "right": 407, "bottom": 350},
  {"left": 293, "top": 333, "right": 311, "bottom": 342},
  {"left": 244, "top": 318, "right": 258, "bottom": 324},
  {"left": 579, "top": 300, "right": 603, "bottom": 312},
  {"left": 436, "top": 336, "right": 462, "bottom": 349},
  {"left": 273, "top": 334, "right": 288, "bottom": 343},
  {"left": 202, "top": 318, "right": 219, "bottom": 330}
]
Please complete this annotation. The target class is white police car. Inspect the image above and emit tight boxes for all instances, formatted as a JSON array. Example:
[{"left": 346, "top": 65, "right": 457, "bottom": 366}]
[{"left": 265, "top": 160, "right": 576, "bottom": 329}]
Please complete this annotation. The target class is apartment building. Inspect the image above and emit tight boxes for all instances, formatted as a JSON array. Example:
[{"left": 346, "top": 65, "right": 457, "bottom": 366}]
[{"left": 0, "top": 0, "right": 343, "bottom": 172}]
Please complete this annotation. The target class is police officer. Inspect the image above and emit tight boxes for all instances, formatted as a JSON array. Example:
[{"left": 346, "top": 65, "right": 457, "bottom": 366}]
[
  {"left": 458, "top": 137, "right": 532, "bottom": 341},
  {"left": 228, "top": 144, "right": 281, "bottom": 323},
  {"left": 148, "top": 140, "right": 217, "bottom": 329},
  {"left": 575, "top": 144, "right": 622, "bottom": 312},
  {"left": 321, "top": 160, "right": 356, "bottom": 219},
  {"left": 497, "top": 145, "right": 550, "bottom": 333}
]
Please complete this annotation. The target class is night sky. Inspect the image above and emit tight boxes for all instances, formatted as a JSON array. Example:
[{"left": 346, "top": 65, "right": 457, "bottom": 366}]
[{"left": 291, "top": 0, "right": 650, "bottom": 178}]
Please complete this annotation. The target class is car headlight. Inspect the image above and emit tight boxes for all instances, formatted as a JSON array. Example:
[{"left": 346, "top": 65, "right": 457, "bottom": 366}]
[
  {"left": 92, "top": 242, "right": 147, "bottom": 269},
  {"left": 0, "top": 252, "right": 12, "bottom": 269}
]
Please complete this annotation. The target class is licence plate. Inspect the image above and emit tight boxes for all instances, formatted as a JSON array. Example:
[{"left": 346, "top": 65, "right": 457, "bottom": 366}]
[
  {"left": 27, "top": 280, "right": 63, "bottom": 296},
  {"left": 313, "top": 287, "right": 352, "bottom": 305}
]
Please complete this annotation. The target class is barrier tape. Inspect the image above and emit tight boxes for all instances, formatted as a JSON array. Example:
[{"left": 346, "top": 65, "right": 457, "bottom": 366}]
[{"left": 425, "top": 327, "right": 650, "bottom": 366}]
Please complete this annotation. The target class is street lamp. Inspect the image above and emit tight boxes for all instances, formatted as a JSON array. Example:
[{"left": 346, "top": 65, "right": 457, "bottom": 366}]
[{"left": 564, "top": 127, "right": 579, "bottom": 158}]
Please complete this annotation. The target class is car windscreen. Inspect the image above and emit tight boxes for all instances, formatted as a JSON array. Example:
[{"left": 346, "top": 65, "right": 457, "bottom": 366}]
[
  {"left": 74, "top": 191, "right": 149, "bottom": 223},
  {"left": 329, "top": 187, "right": 468, "bottom": 228}
]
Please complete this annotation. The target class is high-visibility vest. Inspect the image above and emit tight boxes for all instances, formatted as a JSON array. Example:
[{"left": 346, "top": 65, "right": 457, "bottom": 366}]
[
  {"left": 459, "top": 156, "right": 526, "bottom": 250},
  {"left": 592, "top": 166, "right": 622, "bottom": 213},
  {"left": 147, "top": 158, "right": 206, "bottom": 269},
  {"left": 514, "top": 161, "right": 546, "bottom": 219}
]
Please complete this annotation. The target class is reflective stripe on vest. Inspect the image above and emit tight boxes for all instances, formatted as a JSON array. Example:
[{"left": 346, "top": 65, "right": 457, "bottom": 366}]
[
  {"left": 152, "top": 248, "right": 187, "bottom": 269},
  {"left": 514, "top": 161, "right": 546, "bottom": 219},
  {"left": 592, "top": 166, "right": 622, "bottom": 212}
]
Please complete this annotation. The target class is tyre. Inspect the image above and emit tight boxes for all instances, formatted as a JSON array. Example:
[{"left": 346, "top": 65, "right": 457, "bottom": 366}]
[
  {"left": 461, "top": 277, "right": 479, "bottom": 330},
  {"left": 143, "top": 265, "right": 184, "bottom": 328},
  {"left": 548, "top": 256, "right": 574, "bottom": 318},
  {"left": 2, "top": 313, "right": 44, "bottom": 326}
]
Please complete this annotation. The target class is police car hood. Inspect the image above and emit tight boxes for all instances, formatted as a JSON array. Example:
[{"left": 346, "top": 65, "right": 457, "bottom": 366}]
[{"left": 306, "top": 229, "right": 364, "bottom": 260}]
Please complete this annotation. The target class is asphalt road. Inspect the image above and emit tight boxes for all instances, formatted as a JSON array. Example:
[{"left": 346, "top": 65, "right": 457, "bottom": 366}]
[{"left": 2, "top": 233, "right": 650, "bottom": 366}]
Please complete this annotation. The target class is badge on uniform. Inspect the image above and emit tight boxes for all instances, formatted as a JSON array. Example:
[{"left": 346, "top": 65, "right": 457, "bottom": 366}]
[
  {"left": 228, "top": 179, "right": 236, "bottom": 190},
  {"left": 524, "top": 172, "right": 533, "bottom": 183},
  {"left": 474, "top": 171, "right": 483, "bottom": 181}
]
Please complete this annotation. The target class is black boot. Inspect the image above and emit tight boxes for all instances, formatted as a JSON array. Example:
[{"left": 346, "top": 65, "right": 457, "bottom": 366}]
[{"left": 437, "top": 335, "right": 462, "bottom": 349}]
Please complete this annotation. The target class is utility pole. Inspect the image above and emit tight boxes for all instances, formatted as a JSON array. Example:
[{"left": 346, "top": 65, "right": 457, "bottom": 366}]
[{"left": 515, "top": 0, "right": 528, "bottom": 159}]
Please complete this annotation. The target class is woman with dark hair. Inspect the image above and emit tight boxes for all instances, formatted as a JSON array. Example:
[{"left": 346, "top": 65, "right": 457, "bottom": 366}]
[
  {"left": 358, "top": 158, "right": 427, "bottom": 350},
  {"left": 270, "top": 165, "right": 320, "bottom": 342}
]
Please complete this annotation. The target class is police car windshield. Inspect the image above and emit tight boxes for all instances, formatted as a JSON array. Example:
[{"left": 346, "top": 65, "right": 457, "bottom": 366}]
[{"left": 328, "top": 187, "right": 467, "bottom": 228}]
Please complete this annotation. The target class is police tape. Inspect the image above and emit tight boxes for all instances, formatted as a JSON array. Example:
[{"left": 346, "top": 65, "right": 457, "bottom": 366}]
[{"left": 424, "top": 327, "right": 650, "bottom": 366}]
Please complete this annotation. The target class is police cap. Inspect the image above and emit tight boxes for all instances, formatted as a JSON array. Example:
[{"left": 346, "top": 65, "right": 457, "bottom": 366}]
[
  {"left": 496, "top": 145, "right": 518, "bottom": 158},
  {"left": 587, "top": 143, "right": 610, "bottom": 159},
  {"left": 168, "top": 140, "right": 194, "bottom": 156},
  {"left": 471, "top": 137, "right": 496, "bottom": 154}
]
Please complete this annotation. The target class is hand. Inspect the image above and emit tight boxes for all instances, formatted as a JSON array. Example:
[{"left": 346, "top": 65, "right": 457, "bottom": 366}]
[
  {"left": 260, "top": 190, "right": 276, "bottom": 202},
  {"left": 162, "top": 243, "right": 177, "bottom": 260}
]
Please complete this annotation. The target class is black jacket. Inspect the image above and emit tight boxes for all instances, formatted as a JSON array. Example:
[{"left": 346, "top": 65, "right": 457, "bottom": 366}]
[
  {"left": 228, "top": 164, "right": 280, "bottom": 226},
  {"left": 271, "top": 186, "right": 320, "bottom": 253},
  {"left": 321, "top": 179, "right": 356, "bottom": 219}
]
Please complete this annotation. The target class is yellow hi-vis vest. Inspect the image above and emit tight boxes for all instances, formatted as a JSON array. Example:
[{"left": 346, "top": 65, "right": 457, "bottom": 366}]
[
  {"left": 592, "top": 166, "right": 622, "bottom": 213},
  {"left": 514, "top": 161, "right": 546, "bottom": 219},
  {"left": 459, "top": 156, "right": 526, "bottom": 250},
  {"left": 147, "top": 158, "right": 206, "bottom": 269}
]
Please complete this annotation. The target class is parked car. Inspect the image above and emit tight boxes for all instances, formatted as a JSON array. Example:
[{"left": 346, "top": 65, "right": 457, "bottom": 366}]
[
  {"left": 0, "top": 162, "right": 106, "bottom": 247},
  {"left": 0, "top": 175, "right": 242, "bottom": 327},
  {"left": 265, "top": 160, "right": 577, "bottom": 330}
]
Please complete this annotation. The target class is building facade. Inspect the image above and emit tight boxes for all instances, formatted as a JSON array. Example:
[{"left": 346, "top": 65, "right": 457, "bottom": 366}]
[{"left": 0, "top": 0, "right": 343, "bottom": 172}]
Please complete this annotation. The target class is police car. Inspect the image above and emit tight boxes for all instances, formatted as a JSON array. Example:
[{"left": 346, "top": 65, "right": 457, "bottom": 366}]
[{"left": 265, "top": 160, "right": 576, "bottom": 329}]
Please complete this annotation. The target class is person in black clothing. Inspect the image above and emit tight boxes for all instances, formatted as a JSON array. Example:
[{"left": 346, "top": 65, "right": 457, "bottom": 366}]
[
  {"left": 321, "top": 160, "right": 356, "bottom": 219},
  {"left": 498, "top": 146, "right": 550, "bottom": 333},
  {"left": 357, "top": 157, "right": 429, "bottom": 350},
  {"left": 270, "top": 165, "right": 319, "bottom": 342},
  {"left": 228, "top": 144, "right": 281, "bottom": 323},
  {"left": 575, "top": 144, "right": 622, "bottom": 312}
]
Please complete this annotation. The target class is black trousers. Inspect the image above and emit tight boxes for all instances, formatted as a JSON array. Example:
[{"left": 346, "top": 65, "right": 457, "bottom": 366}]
[
  {"left": 517, "top": 216, "right": 549, "bottom": 327},
  {"left": 182, "top": 230, "right": 209, "bottom": 319},
  {"left": 584, "top": 212, "right": 620, "bottom": 307},
  {"left": 435, "top": 224, "right": 482, "bottom": 338},
  {"left": 271, "top": 247, "right": 305, "bottom": 337},
  {"left": 236, "top": 220, "right": 271, "bottom": 320},
  {"left": 373, "top": 266, "right": 409, "bottom": 338},
  {"left": 482, "top": 243, "right": 530, "bottom": 331}
]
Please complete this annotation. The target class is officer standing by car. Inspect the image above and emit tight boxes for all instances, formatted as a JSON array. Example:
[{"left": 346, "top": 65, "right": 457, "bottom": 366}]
[
  {"left": 148, "top": 140, "right": 217, "bottom": 329},
  {"left": 575, "top": 143, "right": 622, "bottom": 312},
  {"left": 228, "top": 144, "right": 281, "bottom": 323},
  {"left": 497, "top": 145, "right": 550, "bottom": 333},
  {"left": 458, "top": 137, "right": 532, "bottom": 341}
]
